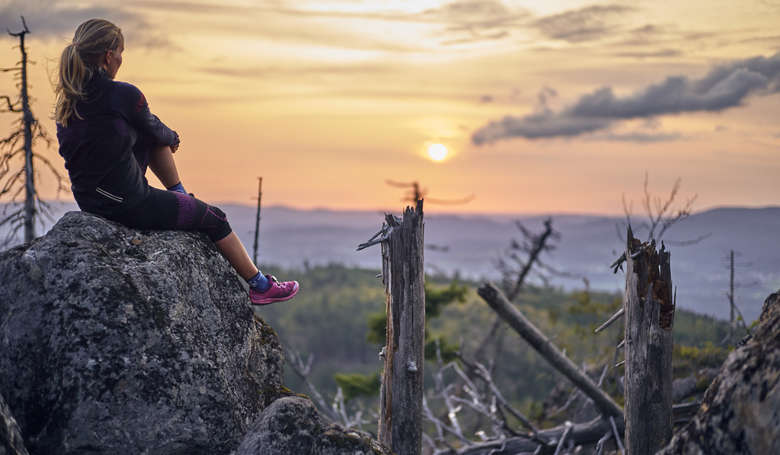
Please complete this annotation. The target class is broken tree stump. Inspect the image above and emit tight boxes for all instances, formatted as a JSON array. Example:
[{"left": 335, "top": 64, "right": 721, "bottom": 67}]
[
  {"left": 478, "top": 283, "right": 624, "bottom": 422},
  {"left": 377, "top": 199, "right": 425, "bottom": 455},
  {"left": 623, "top": 227, "right": 675, "bottom": 455}
]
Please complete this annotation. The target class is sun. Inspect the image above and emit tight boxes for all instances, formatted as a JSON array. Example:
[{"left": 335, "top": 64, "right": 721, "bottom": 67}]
[{"left": 427, "top": 143, "right": 448, "bottom": 162}]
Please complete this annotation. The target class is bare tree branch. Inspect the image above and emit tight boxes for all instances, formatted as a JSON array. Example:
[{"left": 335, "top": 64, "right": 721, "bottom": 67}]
[
  {"left": 0, "top": 95, "right": 20, "bottom": 112},
  {"left": 617, "top": 173, "right": 702, "bottom": 246},
  {"left": 594, "top": 308, "right": 625, "bottom": 334},
  {"left": 0, "top": 17, "right": 68, "bottom": 246}
]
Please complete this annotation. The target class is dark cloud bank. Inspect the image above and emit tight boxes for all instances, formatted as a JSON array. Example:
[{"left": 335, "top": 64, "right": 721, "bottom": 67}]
[
  {"left": 0, "top": 1, "right": 140, "bottom": 36},
  {"left": 472, "top": 52, "right": 780, "bottom": 145},
  {"left": 0, "top": 0, "right": 167, "bottom": 48}
]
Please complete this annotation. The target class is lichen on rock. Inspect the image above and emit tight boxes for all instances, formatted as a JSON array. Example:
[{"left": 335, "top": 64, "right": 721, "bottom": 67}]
[
  {"left": 659, "top": 290, "right": 780, "bottom": 455},
  {"left": 236, "top": 397, "right": 390, "bottom": 455},
  {"left": 0, "top": 211, "right": 284, "bottom": 454}
]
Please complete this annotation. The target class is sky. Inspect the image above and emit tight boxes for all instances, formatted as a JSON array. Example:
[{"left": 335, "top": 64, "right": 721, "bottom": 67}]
[{"left": 1, "top": 0, "right": 779, "bottom": 215}]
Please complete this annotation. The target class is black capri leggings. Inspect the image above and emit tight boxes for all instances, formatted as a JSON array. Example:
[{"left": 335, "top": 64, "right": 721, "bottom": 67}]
[{"left": 112, "top": 187, "right": 232, "bottom": 242}]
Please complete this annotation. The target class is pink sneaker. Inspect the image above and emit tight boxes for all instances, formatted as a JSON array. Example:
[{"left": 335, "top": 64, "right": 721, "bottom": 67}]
[{"left": 249, "top": 275, "right": 300, "bottom": 306}]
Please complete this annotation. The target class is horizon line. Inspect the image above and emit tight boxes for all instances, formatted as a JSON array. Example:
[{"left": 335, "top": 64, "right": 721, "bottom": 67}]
[{"left": 13, "top": 199, "right": 779, "bottom": 219}]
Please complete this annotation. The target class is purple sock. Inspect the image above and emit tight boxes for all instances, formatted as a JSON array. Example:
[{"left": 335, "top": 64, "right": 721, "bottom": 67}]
[
  {"left": 247, "top": 272, "right": 271, "bottom": 291},
  {"left": 167, "top": 181, "right": 187, "bottom": 194}
]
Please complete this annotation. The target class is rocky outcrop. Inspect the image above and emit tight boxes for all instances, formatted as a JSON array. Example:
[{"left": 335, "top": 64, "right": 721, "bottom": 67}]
[
  {"left": 237, "top": 397, "right": 389, "bottom": 455},
  {"left": 1, "top": 392, "right": 28, "bottom": 455},
  {"left": 0, "top": 212, "right": 283, "bottom": 454},
  {"left": 659, "top": 290, "right": 780, "bottom": 455}
]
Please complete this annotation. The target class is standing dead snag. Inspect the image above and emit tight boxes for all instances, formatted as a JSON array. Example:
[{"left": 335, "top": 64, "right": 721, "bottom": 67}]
[
  {"left": 252, "top": 177, "right": 263, "bottom": 265},
  {"left": 359, "top": 199, "right": 425, "bottom": 455},
  {"left": 623, "top": 227, "right": 675, "bottom": 455},
  {"left": 1, "top": 17, "right": 66, "bottom": 245}
]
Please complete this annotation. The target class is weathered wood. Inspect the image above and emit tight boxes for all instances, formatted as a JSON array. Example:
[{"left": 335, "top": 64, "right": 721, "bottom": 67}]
[
  {"left": 729, "top": 249, "right": 735, "bottom": 343},
  {"left": 623, "top": 227, "right": 675, "bottom": 455},
  {"left": 672, "top": 368, "right": 717, "bottom": 402},
  {"left": 252, "top": 177, "right": 263, "bottom": 264},
  {"left": 450, "top": 416, "right": 615, "bottom": 455},
  {"left": 8, "top": 18, "right": 35, "bottom": 242},
  {"left": 594, "top": 307, "right": 625, "bottom": 333},
  {"left": 378, "top": 199, "right": 425, "bottom": 455},
  {"left": 478, "top": 283, "right": 624, "bottom": 421},
  {"left": 443, "top": 400, "right": 697, "bottom": 455}
]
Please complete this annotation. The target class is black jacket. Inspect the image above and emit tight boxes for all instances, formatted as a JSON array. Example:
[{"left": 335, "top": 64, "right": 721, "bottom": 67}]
[{"left": 57, "top": 69, "right": 179, "bottom": 216}]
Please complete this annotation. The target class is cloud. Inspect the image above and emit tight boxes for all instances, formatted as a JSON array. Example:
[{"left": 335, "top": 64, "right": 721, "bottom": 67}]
[
  {"left": 472, "top": 52, "right": 780, "bottom": 144},
  {"left": 615, "top": 23, "right": 736, "bottom": 51},
  {"left": 422, "top": 0, "right": 514, "bottom": 24},
  {"left": 440, "top": 30, "right": 509, "bottom": 45},
  {"left": 0, "top": 0, "right": 169, "bottom": 48},
  {"left": 130, "top": 1, "right": 435, "bottom": 52},
  {"left": 532, "top": 4, "right": 635, "bottom": 43},
  {"left": 619, "top": 24, "right": 665, "bottom": 45},
  {"left": 614, "top": 49, "right": 682, "bottom": 59},
  {"left": 472, "top": 112, "right": 612, "bottom": 142},
  {"left": 739, "top": 35, "right": 780, "bottom": 46},
  {"left": 422, "top": 0, "right": 528, "bottom": 44},
  {"left": 132, "top": 0, "right": 526, "bottom": 47},
  {"left": 198, "top": 62, "right": 396, "bottom": 79},
  {"left": 596, "top": 132, "right": 684, "bottom": 143},
  {"left": 536, "top": 86, "right": 557, "bottom": 109}
]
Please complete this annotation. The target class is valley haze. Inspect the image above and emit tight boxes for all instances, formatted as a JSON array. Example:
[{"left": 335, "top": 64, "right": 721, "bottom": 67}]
[{"left": 3, "top": 203, "right": 777, "bottom": 323}]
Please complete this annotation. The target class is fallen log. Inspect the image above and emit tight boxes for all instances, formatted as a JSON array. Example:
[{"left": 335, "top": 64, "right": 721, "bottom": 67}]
[
  {"left": 443, "top": 400, "right": 699, "bottom": 455},
  {"left": 477, "top": 283, "right": 624, "bottom": 421},
  {"left": 451, "top": 417, "right": 613, "bottom": 455},
  {"left": 671, "top": 368, "right": 718, "bottom": 402}
]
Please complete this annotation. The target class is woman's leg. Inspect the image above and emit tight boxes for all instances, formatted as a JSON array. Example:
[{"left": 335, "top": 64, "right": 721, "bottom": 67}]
[
  {"left": 112, "top": 188, "right": 298, "bottom": 303},
  {"left": 215, "top": 232, "right": 259, "bottom": 280},
  {"left": 116, "top": 189, "right": 256, "bottom": 278},
  {"left": 148, "top": 145, "right": 181, "bottom": 189}
]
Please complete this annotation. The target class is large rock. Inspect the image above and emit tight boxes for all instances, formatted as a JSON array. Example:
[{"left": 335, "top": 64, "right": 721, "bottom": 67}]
[
  {"left": 1, "top": 392, "right": 28, "bottom": 455},
  {"left": 659, "top": 290, "right": 780, "bottom": 455},
  {"left": 0, "top": 211, "right": 284, "bottom": 454},
  {"left": 236, "top": 397, "right": 390, "bottom": 455}
]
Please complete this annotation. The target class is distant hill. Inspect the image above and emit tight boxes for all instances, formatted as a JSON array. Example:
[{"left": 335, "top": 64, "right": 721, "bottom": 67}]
[{"left": 3, "top": 202, "right": 778, "bottom": 321}]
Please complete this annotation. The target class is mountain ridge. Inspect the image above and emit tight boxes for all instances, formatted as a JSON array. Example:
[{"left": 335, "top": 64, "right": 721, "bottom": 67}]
[{"left": 2, "top": 203, "right": 777, "bottom": 322}]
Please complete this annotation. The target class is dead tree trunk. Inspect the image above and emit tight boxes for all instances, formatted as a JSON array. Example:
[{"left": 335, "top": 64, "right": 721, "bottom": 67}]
[
  {"left": 728, "top": 249, "right": 735, "bottom": 343},
  {"left": 7, "top": 19, "right": 35, "bottom": 242},
  {"left": 252, "top": 177, "right": 263, "bottom": 265},
  {"left": 21, "top": 35, "right": 34, "bottom": 242},
  {"left": 378, "top": 199, "right": 425, "bottom": 455},
  {"left": 623, "top": 227, "right": 675, "bottom": 455},
  {"left": 478, "top": 283, "right": 624, "bottom": 421}
]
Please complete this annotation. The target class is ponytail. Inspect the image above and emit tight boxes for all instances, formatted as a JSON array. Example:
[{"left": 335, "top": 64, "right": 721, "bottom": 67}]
[
  {"left": 55, "top": 19, "right": 123, "bottom": 126},
  {"left": 55, "top": 43, "right": 90, "bottom": 126}
]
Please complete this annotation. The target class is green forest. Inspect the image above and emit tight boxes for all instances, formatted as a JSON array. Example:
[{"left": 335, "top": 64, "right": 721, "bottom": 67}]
[{"left": 261, "top": 263, "right": 732, "bottom": 429}]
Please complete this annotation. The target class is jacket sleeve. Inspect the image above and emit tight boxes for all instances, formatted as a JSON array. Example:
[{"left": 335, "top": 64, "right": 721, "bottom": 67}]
[{"left": 118, "top": 82, "right": 180, "bottom": 149}]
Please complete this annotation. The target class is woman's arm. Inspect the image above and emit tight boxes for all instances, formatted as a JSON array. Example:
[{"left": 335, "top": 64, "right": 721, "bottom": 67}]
[{"left": 116, "top": 82, "right": 180, "bottom": 151}]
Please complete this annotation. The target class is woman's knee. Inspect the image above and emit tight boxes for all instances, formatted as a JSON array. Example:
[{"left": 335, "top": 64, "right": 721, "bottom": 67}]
[{"left": 203, "top": 204, "right": 232, "bottom": 242}]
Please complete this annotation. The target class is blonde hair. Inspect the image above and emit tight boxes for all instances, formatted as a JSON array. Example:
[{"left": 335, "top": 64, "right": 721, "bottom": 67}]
[{"left": 55, "top": 19, "right": 123, "bottom": 126}]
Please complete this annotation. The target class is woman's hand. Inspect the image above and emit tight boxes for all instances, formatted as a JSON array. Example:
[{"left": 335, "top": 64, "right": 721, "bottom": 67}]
[{"left": 171, "top": 131, "right": 180, "bottom": 153}]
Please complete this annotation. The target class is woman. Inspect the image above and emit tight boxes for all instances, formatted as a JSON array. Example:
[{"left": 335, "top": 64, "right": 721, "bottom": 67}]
[{"left": 55, "top": 19, "right": 298, "bottom": 305}]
